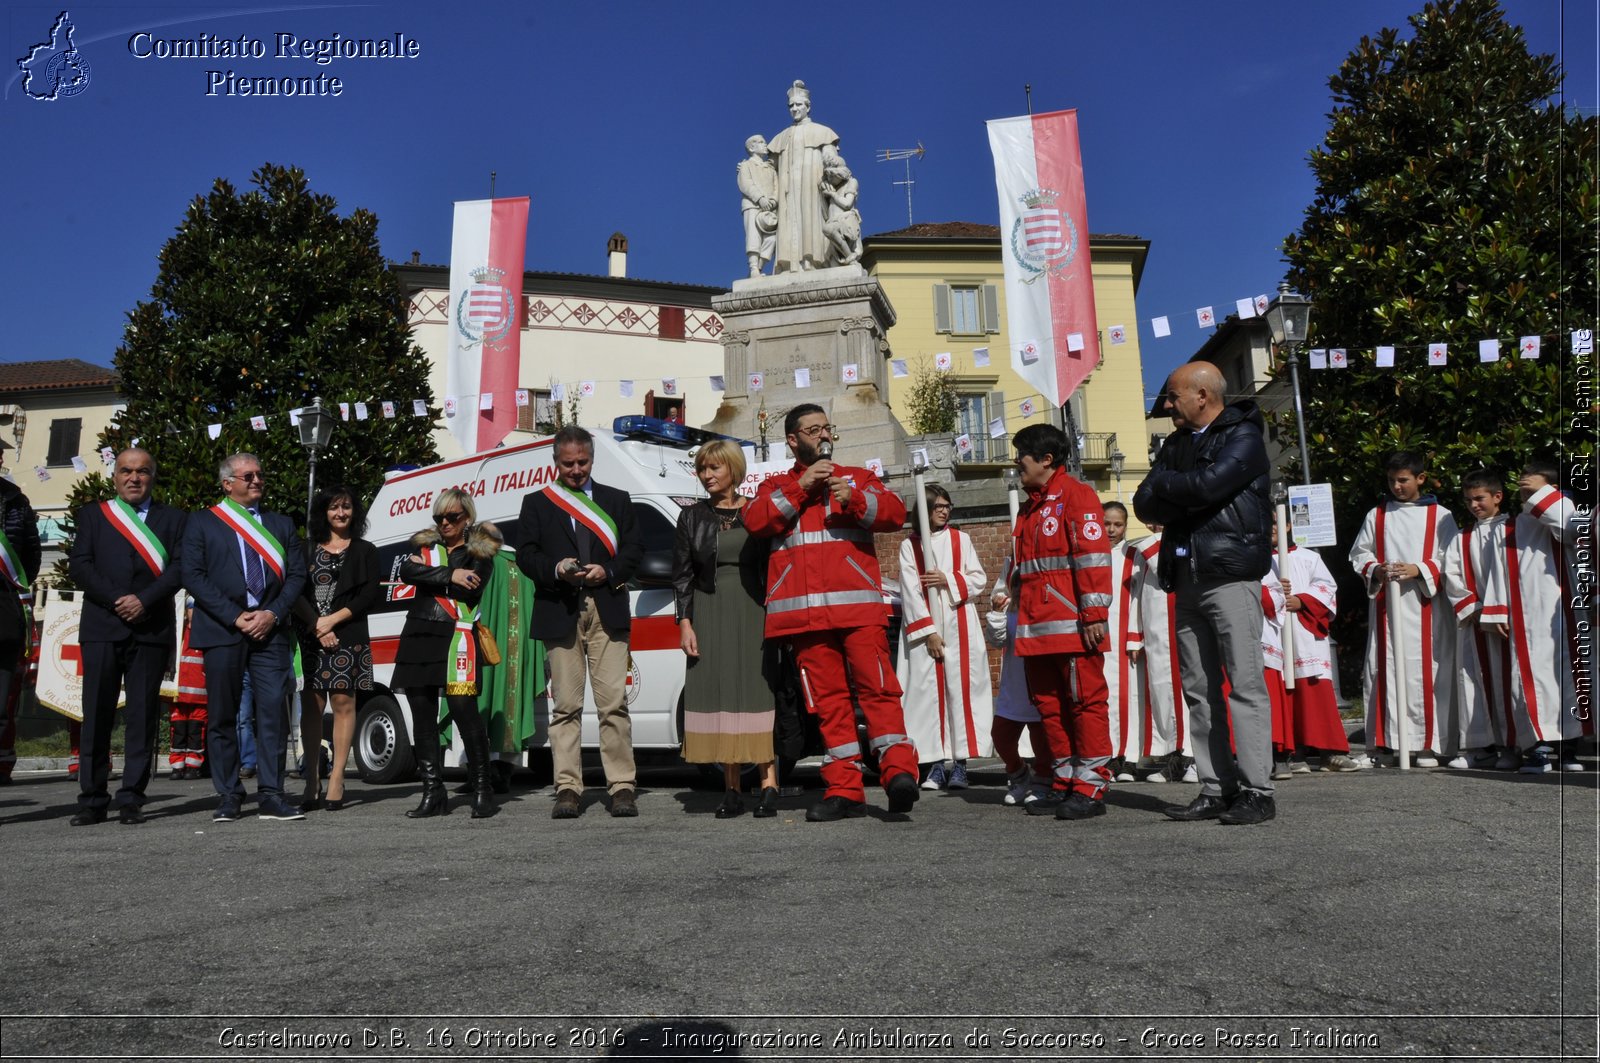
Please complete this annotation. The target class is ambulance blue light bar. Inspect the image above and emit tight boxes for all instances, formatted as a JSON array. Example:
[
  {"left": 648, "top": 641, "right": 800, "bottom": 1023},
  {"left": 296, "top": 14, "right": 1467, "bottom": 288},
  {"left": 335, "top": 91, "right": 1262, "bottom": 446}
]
[{"left": 611, "top": 415, "right": 752, "bottom": 449}]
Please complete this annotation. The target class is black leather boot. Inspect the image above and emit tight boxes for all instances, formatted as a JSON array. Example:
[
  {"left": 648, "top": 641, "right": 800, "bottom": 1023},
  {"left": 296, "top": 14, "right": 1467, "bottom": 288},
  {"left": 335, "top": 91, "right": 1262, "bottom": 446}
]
[
  {"left": 457, "top": 706, "right": 498, "bottom": 819},
  {"left": 405, "top": 696, "right": 449, "bottom": 819}
]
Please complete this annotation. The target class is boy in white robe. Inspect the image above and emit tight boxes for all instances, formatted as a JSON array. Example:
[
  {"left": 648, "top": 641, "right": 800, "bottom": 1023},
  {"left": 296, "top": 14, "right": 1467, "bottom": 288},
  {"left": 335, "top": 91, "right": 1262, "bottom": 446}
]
[
  {"left": 1128, "top": 526, "right": 1194, "bottom": 781},
  {"left": 1276, "top": 537, "right": 1360, "bottom": 771},
  {"left": 897, "top": 484, "right": 993, "bottom": 790},
  {"left": 1350, "top": 451, "right": 1459, "bottom": 767},
  {"left": 1101, "top": 502, "right": 1143, "bottom": 783},
  {"left": 1442, "top": 470, "right": 1514, "bottom": 768}
]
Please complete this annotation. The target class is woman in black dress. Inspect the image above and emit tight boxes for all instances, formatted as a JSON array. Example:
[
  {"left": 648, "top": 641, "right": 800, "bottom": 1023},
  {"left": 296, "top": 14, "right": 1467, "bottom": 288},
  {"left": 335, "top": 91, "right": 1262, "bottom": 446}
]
[
  {"left": 294, "top": 486, "right": 379, "bottom": 812},
  {"left": 394, "top": 488, "right": 502, "bottom": 819}
]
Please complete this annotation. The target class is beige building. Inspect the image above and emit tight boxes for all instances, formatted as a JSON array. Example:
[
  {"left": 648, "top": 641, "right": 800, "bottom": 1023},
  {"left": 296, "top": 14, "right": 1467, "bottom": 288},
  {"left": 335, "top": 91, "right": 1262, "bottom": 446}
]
[
  {"left": 392, "top": 237, "right": 730, "bottom": 462},
  {"left": 0, "top": 359, "right": 123, "bottom": 541},
  {"left": 861, "top": 223, "right": 1153, "bottom": 513}
]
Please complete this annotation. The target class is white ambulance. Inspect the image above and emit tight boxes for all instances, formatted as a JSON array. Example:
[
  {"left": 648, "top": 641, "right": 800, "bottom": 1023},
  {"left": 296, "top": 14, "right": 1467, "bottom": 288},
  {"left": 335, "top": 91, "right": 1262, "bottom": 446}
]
[{"left": 352, "top": 416, "right": 723, "bottom": 783}]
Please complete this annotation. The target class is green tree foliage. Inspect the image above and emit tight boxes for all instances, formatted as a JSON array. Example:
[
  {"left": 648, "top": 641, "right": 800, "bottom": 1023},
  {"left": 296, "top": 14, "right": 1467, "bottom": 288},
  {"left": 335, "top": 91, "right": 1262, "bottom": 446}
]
[
  {"left": 1283, "top": 0, "right": 1596, "bottom": 534},
  {"left": 903, "top": 359, "right": 960, "bottom": 435},
  {"left": 104, "top": 163, "right": 439, "bottom": 522}
]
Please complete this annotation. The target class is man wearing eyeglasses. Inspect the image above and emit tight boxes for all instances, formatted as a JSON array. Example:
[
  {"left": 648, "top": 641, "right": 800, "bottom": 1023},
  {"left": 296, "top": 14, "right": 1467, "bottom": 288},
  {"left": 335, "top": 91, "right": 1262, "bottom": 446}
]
[
  {"left": 744, "top": 404, "right": 919, "bottom": 821},
  {"left": 180, "top": 452, "right": 307, "bottom": 823}
]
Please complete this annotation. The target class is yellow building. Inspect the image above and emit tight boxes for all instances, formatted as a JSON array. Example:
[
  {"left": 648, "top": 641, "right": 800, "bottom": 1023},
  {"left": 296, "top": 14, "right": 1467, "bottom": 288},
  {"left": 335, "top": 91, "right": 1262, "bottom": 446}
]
[
  {"left": 861, "top": 223, "right": 1152, "bottom": 511},
  {"left": 0, "top": 359, "right": 123, "bottom": 544}
]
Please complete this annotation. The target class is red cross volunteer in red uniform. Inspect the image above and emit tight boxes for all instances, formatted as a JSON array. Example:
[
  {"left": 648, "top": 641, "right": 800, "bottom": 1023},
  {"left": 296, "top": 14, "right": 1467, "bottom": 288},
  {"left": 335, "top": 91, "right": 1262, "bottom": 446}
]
[
  {"left": 744, "top": 404, "right": 920, "bottom": 821},
  {"left": 1010, "top": 424, "right": 1115, "bottom": 820}
]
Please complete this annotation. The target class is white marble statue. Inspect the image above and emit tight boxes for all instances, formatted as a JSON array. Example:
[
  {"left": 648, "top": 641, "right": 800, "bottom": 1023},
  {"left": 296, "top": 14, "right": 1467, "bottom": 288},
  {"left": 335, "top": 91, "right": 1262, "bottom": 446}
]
[
  {"left": 738, "top": 135, "right": 778, "bottom": 278},
  {"left": 820, "top": 144, "right": 862, "bottom": 266},
  {"left": 767, "top": 80, "right": 840, "bottom": 273}
]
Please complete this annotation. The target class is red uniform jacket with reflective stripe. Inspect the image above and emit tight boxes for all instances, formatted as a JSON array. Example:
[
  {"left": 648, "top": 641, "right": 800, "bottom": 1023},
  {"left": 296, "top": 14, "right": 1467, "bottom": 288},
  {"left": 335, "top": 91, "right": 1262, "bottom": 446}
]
[
  {"left": 744, "top": 461, "right": 907, "bottom": 638},
  {"left": 1013, "top": 466, "right": 1113, "bottom": 656}
]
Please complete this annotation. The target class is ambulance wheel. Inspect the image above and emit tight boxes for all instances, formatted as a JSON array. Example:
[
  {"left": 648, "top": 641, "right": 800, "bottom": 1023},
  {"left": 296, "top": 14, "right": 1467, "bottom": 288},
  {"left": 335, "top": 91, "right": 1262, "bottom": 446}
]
[{"left": 354, "top": 694, "right": 414, "bottom": 784}]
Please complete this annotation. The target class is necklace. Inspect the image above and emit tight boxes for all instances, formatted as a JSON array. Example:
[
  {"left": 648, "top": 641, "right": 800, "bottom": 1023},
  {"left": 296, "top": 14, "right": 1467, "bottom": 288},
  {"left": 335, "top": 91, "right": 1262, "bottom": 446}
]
[{"left": 711, "top": 500, "right": 744, "bottom": 531}]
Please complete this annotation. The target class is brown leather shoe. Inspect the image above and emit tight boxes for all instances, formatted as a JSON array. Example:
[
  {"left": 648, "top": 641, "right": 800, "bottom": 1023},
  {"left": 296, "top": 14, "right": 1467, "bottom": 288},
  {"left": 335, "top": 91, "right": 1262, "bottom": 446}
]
[
  {"left": 551, "top": 788, "right": 581, "bottom": 819},
  {"left": 609, "top": 788, "right": 638, "bottom": 818}
]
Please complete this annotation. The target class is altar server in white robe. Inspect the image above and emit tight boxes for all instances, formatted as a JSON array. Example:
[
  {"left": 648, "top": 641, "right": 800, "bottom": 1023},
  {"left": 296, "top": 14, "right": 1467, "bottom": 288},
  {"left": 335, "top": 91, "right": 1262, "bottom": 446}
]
[
  {"left": 1349, "top": 451, "right": 1458, "bottom": 766},
  {"left": 1101, "top": 502, "right": 1143, "bottom": 783},
  {"left": 1442, "top": 470, "right": 1513, "bottom": 766},
  {"left": 1128, "top": 527, "right": 1190, "bottom": 779},
  {"left": 897, "top": 484, "right": 993, "bottom": 790}
]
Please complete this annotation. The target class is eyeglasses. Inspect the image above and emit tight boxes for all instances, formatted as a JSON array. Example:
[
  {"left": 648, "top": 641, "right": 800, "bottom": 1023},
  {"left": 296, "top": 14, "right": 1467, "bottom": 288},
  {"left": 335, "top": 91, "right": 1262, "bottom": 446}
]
[
  {"left": 434, "top": 511, "right": 467, "bottom": 525},
  {"left": 228, "top": 471, "right": 266, "bottom": 483},
  {"left": 930, "top": 503, "right": 953, "bottom": 512},
  {"left": 796, "top": 424, "right": 837, "bottom": 439}
]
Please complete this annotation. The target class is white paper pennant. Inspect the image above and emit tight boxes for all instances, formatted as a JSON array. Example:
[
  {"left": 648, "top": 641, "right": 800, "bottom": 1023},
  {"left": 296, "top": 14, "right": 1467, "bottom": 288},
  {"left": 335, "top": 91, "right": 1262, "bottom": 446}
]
[
  {"left": 1329, "top": 349, "right": 1348, "bottom": 369},
  {"left": 515, "top": 389, "right": 529, "bottom": 407},
  {"left": 1375, "top": 345, "right": 1396, "bottom": 368},
  {"left": 890, "top": 360, "right": 908, "bottom": 378},
  {"left": 1428, "top": 343, "right": 1448, "bottom": 366},
  {"left": 972, "top": 347, "right": 990, "bottom": 367},
  {"left": 70, "top": 456, "right": 88, "bottom": 474},
  {"left": 988, "top": 416, "right": 1006, "bottom": 439},
  {"left": 864, "top": 457, "right": 884, "bottom": 476},
  {"left": 475, "top": 393, "right": 491, "bottom": 411},
  {"left": 250, "top": 415, "right": 267, "bottom": 431},
  {"left": 1108, "top": 325, "right": 1126, "bottom": 345},
  {"left": 1018, "top": 397, "right": 1037, "bottom": 417},
  {"left": 1308, "top": 349, "right": 1328, "bottom": 370},
  {"left": 747, "top": 372, "right": 764, "bottom": 392},
  {"left": 289, "top": 410, "right": 301, "bottom": 428},
  {"left": 1066, "top": 332, "right": 1085, "bottom": 352},
  {"left": 842, "top": 363, "right": 859, "bottom": 384},
  {"left": 579, "top": 381, "right": 596, "bottom": 398},
  {"left": 99, "top": 446, "right": 115, "bottom": 464},
  {"left": 1018, "top": 339, "right": 1040, "bottom": 364},
  {"left": 339, "top": 402, "right": 351, "bottom": 421},
  {"left": 413, "top": 399, "right": 428, "bottom": 417},
  {"left": 1479, "top": 339, "right": 1501, "bottom": 363},
  {"left": 954, "top": 433, "right": 974, "bottom": 456},
  {"left": 207, "top": 424, "right": 222, "bottom": 440},
  {"left": 550, "top": 383, "right": 566, "bottom": 402},
  {"left": 619, "top": 380, "right": 634, "bottom": 398},
  {"left": 935, "top": 352, "right": 953, "bottom": 371},
  {"left": 444, "top": 397, "right": 458, "bottom": 417},
  {"left": 34, "top": 466, "right": 49, "bottom": 482},
  {"left": 1236, "top": 298, "right": 1257, "bottom": 319},
  {"left": 794, "top": 368, "right": 811, "bottom": 389},
  {"left": 1254, "top": 294, "right": 1270, "bottom": 316},
  {"left": 1519, "top": 335, "right": 1541, "bottom": 360},
  {"left": 1152, "top": 317, "right": 1171, "bottom": 338},
  {"left": 1196, "top": 306, "right": 1215, "bottom": 328},
  {"left": 382, "top": 401, "right": 396, "bottom": 418},
  {"left": 710, "top": 375, "right": 725, "bottom": 392},
  {"left": 355, "top": 402, "right": 369, "bottom": 420},
  {"left": 661, "top": 378, "right": 677, "bottom": 396}
]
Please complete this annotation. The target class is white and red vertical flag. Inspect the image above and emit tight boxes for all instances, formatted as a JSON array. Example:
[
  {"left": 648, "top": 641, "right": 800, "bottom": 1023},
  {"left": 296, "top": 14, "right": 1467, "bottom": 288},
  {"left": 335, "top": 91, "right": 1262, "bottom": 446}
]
[
  {"left": 448, "top": 196, "right": 529, "bottom": 454},
  {"left": 988, "top": 108, "right": 1100, "bottom": 408}
]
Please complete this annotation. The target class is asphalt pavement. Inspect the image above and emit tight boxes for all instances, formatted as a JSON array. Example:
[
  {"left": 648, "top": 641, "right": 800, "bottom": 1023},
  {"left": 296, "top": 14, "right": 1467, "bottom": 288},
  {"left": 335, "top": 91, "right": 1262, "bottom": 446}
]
[{"left": 0, "top": 758, "right": 1594, "bottom": 1062}]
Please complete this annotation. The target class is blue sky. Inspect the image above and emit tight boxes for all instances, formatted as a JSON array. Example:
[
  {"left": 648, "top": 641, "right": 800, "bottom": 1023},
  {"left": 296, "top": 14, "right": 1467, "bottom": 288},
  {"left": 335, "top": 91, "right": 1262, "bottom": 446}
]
[{"left": 2, "top": 0, "right": 1592, "bottom": 401}]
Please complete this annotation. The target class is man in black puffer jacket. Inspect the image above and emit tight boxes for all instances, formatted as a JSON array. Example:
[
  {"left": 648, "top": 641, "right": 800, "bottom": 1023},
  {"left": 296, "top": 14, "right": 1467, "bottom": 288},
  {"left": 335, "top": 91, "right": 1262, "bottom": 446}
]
[{"left": 1133, "top": 361, "right": 1276, "bottom": 825}]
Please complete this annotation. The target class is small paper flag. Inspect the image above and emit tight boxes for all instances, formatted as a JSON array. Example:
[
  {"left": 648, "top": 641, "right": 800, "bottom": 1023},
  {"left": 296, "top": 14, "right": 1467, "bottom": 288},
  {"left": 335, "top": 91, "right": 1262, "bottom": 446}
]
[
  {"left": 1108, "top": 326, "right": 1126, "bottom": 345},
  {"left": 972, "top": 347, "right": 990, "bottom": 367},
  {"left": 1236, "top": 298, "right": 1257, "bottom": 319},
  {"left": 550, "top": 383, "right": 566, "bottom": 401},
  {"left": 250, "top": 415, "right": 267, "bottom": 431},
  {"left": 382, "top": 401, "right": 396, "bottom": 418},
  {"left": 1254, "top": 294, "right": 1270, "bottom": 316},
  {"left": 1019, "top": 340, "right": 1040, "bottom": 365},
  {"left": 70, "top": 456, "right": 87, "bottom": 474},
  {"left": 1328, "top": 349, "right": 1348, "bottom": 369},
  {"left": 1479, "top": 339, "right": 1501, "bottom": 363},
  {"left": 747, "top": 372, "right": 765, "bottom": 392},
  {"left": 289, "top": 410, "right": 301, "bottom": 427},
  {"left": 34, "top": 466, "right": 49, "bottom": 482},
  {"left": 935, "top": 352, "right": 953, "bottom": 371},
  {"left": 1152, "top": 317, "right": 1171, "bottom": 338},
  {"left": 619, "top": 380, "right": 634, "bottom": 398},
  {"left": 1375, "top": 346, "right": 1396, "bottom": 368},
  {"left": 339, "top": 402, "right": 351, "bottom": 421},
  {"left": 579, "top": 381, "right": 596, "bottom": 398},
  {"left": 661, "top": 378, "right": 677, "bottom": 396},
  {"left": 710, "top": 375, "right": 725, "bottom": 392},
  {"left": 954, "top": 433, "right": 974, "bottom": 457},
  {"left": 890, "top": 360, "right": 908, "bottom": 378},
  {"left": 842, "top": 363, "right": 859, "bottom": 384},
  {"left": 1066, "top": 332, "right": 1085, "bottom": 352},
  {"left": 1519, "top": 336, "right": 1541, "bottom": 360},
  {"left": 478, "top": 393, "right": 493, "bottom": 411},
  {"left": 413, "top": 399, "right": 428, "bottom": 417},
  {"left": 1196, "top": 306, "right": 1215, "bottom": 328},
  {"left": 1018, "top": 398, "right": 1037, "bottom": 417},
  {"left": 355, "top": 402, "right": 369, "bottom": 420},
  {"left": 794, "top": 368, "right": 811, "bottom": 389},
  {"left": 864, "top": 458, "right": 884, "bottom": 476},
  {"left": 515, "top": 389, "right": 529, "bottom": 407},
  {"left": 207, "top": 424, "right": 222, "bottom": 440},
  {"left": 444, "top": 397, "right": 458, "bottom": 417},
  {"left": 1428, "top": 343, "right": 1448, "bottom": 366},
  {"left": 988, "top": 416, "right": 1006, "bottom": 439},
  {"left": 99, "top": 447, "right": 115, "bottom": 464},
  {"left": 1308, "top": 349, "right": 1328, "bottom": 370}
]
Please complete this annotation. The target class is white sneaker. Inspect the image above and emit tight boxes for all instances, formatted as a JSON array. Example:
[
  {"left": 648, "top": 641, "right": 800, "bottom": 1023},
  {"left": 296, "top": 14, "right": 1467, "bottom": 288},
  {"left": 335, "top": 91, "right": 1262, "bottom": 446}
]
[
  {"left": 1559, "top": 758, "right": 1585, "bottom": 773},
  {"left": 1114, "top": 768, "right": 1135, "bottom": 783},
  {"left": 1414, "top": 753, "right": 1439, "bottom": 768},
  {"left": 1445, "top": 756, "right": 1469, "bottom": 770},
  {"left": 1325, "top": 754, "right": 1365, "bottom": 772},
  {"left": 1290, "top": 760, "right": 1312, "bottom": 774},
  {"left": 1181, "top": 764, "right": 1199, "bottom": 784}
]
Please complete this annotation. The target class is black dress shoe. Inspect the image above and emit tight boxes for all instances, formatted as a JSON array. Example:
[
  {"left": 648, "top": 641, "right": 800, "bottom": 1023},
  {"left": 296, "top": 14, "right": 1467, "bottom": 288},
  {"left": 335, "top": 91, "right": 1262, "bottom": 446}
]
[
  {"left": 1164, "top": 794, "right": 1231, "bottom": 821},
  {"left": 885, "top": 772, "right": 920, "bottom": 814},
  {"left": 70, "top": 808, "right": 107, "bottom": 826},
  {"left": 1219, "top": 791, "right": 1277, "bottom": 825},
  {"left": 714, "top": 790, "right": 745, "bottom": 819},
  {"left": 752, "top": 787, "right": 780, "bottom": 818},
  {"left": 118, "top": 805, "right": 147, "bottom": 825},
  {"left": 806, "top": 795, "right": 867, "bottom": 822}
]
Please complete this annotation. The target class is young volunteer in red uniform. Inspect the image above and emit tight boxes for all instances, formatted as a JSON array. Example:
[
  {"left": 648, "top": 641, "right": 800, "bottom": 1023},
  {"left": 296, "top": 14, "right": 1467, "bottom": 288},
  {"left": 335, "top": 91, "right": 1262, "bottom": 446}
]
[
  {"left": 1010, "top": 424, "right": 1115, "bottom": 820},
  {"left": 744, "top": 404, "right": 920, "bottom": 821}
]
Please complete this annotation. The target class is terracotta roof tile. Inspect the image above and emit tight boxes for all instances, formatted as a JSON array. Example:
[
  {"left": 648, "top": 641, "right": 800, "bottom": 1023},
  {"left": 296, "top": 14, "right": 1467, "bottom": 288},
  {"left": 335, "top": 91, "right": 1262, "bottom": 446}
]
[{"left": 0, "top": 359, "right": 117, "bottom": 393}]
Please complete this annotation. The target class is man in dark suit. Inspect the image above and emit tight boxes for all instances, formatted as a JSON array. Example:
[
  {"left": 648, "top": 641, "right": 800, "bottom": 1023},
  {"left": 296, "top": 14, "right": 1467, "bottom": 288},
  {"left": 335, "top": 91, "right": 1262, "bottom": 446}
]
[
  {"left": 517, "top": 426, "right": 642, "bottom": 819},
  {"left": 180, "top": 452, "right": 306, "bottom": 822},
  {"left": 68, "top": 448, "right": 186, "bottom": 825},
  {"left": 0, "top": 440, "right": 40, "bottom": 786}
]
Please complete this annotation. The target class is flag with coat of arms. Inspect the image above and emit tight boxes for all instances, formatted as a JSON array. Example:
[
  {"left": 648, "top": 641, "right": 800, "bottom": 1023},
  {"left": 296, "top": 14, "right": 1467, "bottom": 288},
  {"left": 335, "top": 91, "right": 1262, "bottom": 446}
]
[{"left": 447, "top": 197, "right": 529, "bottom": 455}]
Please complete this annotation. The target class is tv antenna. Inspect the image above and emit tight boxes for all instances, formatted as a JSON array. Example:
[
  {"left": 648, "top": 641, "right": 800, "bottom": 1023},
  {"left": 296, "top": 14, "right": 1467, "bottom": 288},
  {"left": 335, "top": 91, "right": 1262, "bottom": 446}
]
[{"left": 875, "top": 143, "right": 925, "bottom": 227}]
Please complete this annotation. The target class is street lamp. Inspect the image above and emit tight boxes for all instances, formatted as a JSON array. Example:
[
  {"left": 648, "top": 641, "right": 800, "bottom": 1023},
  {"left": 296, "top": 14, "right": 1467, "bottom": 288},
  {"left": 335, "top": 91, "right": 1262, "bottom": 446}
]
[
  {"left": 1109, "top": 445, "right": 1125, "bottom": 501},
  {"left": 292, "top": 396, "right": 335, "bottom": 525},
  {"left": 1264, "top": 280, "right": 1314, "bottom": 485}
]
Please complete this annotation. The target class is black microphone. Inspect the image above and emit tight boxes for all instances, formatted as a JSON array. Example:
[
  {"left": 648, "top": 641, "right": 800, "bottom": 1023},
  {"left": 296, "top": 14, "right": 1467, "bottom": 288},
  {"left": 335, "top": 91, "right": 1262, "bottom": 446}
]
[{"left": 816, "top": 438, "right": 835, "bottom": 513}]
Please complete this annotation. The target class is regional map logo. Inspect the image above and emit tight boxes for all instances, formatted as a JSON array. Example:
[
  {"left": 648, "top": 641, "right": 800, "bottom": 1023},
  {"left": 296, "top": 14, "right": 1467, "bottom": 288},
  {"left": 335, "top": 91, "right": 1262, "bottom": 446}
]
[
  {"left": 455, "top": 266, "right": 516, "bottom": 351},
  {"left": 17, "top": 11, "right": 92, "bottom": 101},
  {"left": 1009, "top": 188, "right": 1078, "bottom": 284}
]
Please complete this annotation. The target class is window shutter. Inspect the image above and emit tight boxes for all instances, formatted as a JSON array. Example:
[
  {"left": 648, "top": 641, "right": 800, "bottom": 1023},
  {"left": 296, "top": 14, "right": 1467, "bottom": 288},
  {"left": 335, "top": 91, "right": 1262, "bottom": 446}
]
[
  {"left": 932, "top": 284, "right": 950, "bottom": 333},
  {"left": 983, "top": 285, "right": 1000, "bottom": 334}
]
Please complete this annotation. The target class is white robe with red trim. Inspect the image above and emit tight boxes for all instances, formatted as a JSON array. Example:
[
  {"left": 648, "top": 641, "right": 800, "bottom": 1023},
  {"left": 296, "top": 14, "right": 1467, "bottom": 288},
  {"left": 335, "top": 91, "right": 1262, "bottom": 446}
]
[
  {"left": 1443, "top": 515, "right": 1511, "bottom": 749},
  {"left": 896, "top": 528, "right": 994, "bottom": 761},
  {"left": 1127, "top": 534, "right": 1186, "bottom": 758},
  {"left": 1277, "top": 546, "right": 1345, "bottom": 751},
  {"left": 1504, "top": 487, "right": 1584, "bottom": 747},
  {"left": 1104, "top": 540, "right": 1145, "bottom": 760},
  {"left": 1350, "top": 498, "right": 1459, "bottom": 754}
]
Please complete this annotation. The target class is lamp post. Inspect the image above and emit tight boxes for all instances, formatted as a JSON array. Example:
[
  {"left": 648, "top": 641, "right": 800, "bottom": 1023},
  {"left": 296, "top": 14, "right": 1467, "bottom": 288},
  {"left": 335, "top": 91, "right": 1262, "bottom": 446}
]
[
  {"left": 1264, "top": 280, "right": 1314, "bottom": 485},
  {"left": 1109, "top": 445, "right": 1125, "bottom": 502},
  {"left": 292, "top": 396, "right": 335, "bottom": 526}
]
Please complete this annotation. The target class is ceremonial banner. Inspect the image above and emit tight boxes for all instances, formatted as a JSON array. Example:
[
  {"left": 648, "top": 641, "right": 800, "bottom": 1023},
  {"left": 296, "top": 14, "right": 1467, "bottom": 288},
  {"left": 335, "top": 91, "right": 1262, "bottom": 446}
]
[
  {"left": 987, "top": 108, "right": 1100, "bottom": 407},
  {"left": 448, "top": 196, "right": 530, "bottom": 454}
]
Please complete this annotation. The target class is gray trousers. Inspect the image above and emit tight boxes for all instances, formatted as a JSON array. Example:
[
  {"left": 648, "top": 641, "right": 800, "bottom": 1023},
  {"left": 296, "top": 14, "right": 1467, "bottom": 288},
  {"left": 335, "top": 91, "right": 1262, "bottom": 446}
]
[{"left": 1173, "top": 567, "right": 1274, "bottom": 798}]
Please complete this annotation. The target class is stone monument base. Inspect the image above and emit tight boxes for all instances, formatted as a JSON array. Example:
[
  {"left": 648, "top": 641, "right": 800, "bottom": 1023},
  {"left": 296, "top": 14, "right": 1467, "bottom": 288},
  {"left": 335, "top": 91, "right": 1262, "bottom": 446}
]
[{"left": 705, "top": 266, "right": 907, "bottom": 474}]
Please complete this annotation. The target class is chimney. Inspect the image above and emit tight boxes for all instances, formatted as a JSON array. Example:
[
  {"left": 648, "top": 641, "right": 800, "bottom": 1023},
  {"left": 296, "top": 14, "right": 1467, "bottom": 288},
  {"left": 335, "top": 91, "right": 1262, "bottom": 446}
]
[{"left": 607, "top": 232, "right": 628, "bottom": 278}]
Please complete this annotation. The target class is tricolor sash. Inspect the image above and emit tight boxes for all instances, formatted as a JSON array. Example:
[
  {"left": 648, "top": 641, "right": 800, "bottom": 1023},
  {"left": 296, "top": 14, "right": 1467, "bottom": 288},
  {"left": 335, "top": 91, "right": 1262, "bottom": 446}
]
[
  {"left": 546, "top": 484, "right": 619, "bottom": 557},
  {"left": 423, "top": 545, "right": 480, "bottom": 694},
  {"left": 0, "top": 527, "right": 34, "bottom": 655},
  {"left": 103, "top": 499, "right": 168, "bottom": 577},
  {"left": 210, "top": 499, "right": 285, "bottom": 579}
]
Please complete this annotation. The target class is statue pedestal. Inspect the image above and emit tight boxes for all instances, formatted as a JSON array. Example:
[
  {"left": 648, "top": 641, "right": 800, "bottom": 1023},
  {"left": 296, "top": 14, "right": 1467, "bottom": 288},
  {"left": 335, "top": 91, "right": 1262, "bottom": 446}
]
[{"left": 706, "top": 266, "right": 907, "bottom": 472}]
